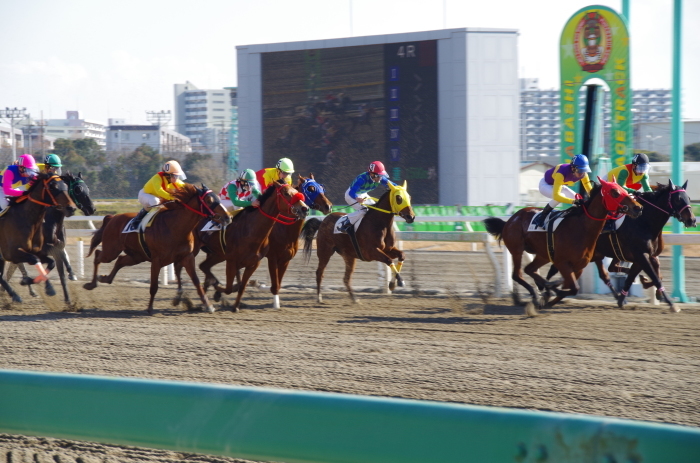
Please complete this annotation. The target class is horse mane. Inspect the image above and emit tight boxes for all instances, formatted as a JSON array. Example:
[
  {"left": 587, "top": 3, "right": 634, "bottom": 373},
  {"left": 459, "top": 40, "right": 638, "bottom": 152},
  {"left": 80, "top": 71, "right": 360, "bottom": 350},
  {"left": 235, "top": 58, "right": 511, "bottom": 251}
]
[
  {"left": 162, "top": 184, "right": 198, "bottom": 209},
  {"left": 564, "top": 183, "right": 602, "bottom": 218},
  {"left": 640, "top": 182, "right": 672, "bottom": 202},
  {"left": 25, "top": 172, "right": 55, "bottom": 195}
]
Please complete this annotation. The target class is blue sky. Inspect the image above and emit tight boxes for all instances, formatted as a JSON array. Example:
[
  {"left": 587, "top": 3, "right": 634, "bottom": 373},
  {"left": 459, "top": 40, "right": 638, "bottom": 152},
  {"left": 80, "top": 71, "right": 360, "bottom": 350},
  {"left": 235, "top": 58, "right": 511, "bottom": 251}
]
[{"left": 1, "top": 0, "right": 698, "bottom": 126}]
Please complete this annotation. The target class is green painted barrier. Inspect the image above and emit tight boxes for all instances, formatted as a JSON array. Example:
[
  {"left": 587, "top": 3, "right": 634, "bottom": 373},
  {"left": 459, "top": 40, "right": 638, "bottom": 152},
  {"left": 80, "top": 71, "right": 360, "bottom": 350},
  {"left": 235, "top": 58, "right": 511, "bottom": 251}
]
[{"left": 1, "top": 370, "right": 700, "bottom": 463}]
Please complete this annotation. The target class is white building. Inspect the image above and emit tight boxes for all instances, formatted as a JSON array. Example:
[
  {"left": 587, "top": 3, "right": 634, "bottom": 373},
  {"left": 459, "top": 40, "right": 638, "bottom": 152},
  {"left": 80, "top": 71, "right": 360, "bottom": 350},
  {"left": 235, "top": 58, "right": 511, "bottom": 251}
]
[
  {"left": 635, "top": 120, "right": 700, "bottom": 158},
  {"left": 520, "top": 80, "right": 673, "bottom": 163},
  {"left": 105, "top": 121, "right": 191, "bottom": 155},
  {"left": 0, "top": 123, "right": 23, "bottom": 153},
  {"left": 174, "top": 82, "right": 235, "bottom": 154},
  {"left": 36, "top": 111, "right": 106, "bottom": 148}
]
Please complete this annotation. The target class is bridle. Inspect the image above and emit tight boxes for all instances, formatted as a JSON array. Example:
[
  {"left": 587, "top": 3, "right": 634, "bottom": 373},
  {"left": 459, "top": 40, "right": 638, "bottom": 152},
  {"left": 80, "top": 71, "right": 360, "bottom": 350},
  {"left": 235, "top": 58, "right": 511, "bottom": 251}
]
[
  {"left": 15, "top": 175, "right": 69, "bottom": 209},
  {"left": 178, "top": 189, "right": 219, "bottom": 219},
  {"left": 578, "top": 183, "right": 634, "bottom": 221},
  {"left": 635, "top": 188, "right": 691, "bottom": 221},
  {"left": 65, "top": 175, "right": 91, "bottom": 213},
  {"left": 256, "top": 184, "right": 305, "bottom": 225}
]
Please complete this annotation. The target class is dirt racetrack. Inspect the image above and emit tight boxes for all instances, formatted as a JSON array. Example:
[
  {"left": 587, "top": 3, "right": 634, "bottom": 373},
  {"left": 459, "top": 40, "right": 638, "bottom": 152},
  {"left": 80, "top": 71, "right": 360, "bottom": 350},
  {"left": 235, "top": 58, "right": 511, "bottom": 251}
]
[{"left": 1, "top": 247, "right": 699, "bottom": 463}]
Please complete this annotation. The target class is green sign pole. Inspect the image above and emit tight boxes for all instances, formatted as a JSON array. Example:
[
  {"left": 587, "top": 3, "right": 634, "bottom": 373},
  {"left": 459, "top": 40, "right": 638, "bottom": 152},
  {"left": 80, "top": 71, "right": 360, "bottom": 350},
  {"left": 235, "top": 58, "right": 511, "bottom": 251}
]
[
  {"left": 671, "top": 0, "right": 687, "bottom": 302},
  {"left": 560, "top": 6, "right": 631, "bottom": 167}
]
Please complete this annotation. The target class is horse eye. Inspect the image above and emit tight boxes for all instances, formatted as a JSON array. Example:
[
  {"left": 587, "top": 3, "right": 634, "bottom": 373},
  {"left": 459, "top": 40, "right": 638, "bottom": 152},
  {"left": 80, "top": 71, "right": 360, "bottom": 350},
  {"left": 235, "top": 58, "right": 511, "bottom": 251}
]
[
  {"left": 309, "top": 186, "right": 316, "bottom": 192},
  {"left": 396, "top": 195, "right": 403, "bottom": 205}
]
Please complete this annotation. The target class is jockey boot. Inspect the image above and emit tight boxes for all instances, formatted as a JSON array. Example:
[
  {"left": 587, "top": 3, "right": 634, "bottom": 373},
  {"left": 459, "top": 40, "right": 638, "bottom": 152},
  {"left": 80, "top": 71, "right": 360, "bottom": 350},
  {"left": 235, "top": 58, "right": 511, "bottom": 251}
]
[
  {"left": 534, "top": 204, "right": 553, "bottom": 229},
  {"left": 132, "top": 208, "right": 149, "bottom": 229},
  {"left": 339, "top": 216, "right": 353, "bottom": 233}
]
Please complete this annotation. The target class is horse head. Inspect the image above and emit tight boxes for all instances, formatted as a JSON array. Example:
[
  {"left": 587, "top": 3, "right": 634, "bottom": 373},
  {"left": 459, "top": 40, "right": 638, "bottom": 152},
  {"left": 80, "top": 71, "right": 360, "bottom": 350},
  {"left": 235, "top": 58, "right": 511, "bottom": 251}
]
[
  {"left": 276, "top": 183, "right": 309, "bottom": 219},
  {"left": 197, "top": 183, "right": 232, "bottom": 226},
  {"left": 297, "top": 173, "right": 332, "bottom": 215},
  {"left": 62, "top": 171, "right": 96, "bottom": 216},
  {"left": 597, "top": 176, "right": 642, "bottom": 219},
  {"left": 666, "top": 179, "right": 696, "bottom": 227},
  {"left": 36, "top": 174, "right": 77, "bottom": 217},
  {"left": 388, "top": 181, "right": 415, "bottom": 223}
]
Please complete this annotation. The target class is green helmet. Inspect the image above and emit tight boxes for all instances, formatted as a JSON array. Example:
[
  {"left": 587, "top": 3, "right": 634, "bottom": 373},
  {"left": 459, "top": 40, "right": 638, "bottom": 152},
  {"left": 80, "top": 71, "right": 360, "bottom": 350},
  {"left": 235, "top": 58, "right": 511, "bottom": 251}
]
[
  {"left": 44, "top": 154, "right": 62, "bottom": 167},
  {"left": 276, "top": 157, "right": 294, "bottom": 173},
  {"left": 238, "top": 169, "right": 256, "bottom": 182}
]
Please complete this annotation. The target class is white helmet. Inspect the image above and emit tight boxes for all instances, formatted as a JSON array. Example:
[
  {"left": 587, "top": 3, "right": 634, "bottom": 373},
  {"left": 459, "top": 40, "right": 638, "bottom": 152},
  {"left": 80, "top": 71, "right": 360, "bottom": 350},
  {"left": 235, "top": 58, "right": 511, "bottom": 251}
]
[{"left": 163, "top": 160, "right": 186, "bottom": 180}]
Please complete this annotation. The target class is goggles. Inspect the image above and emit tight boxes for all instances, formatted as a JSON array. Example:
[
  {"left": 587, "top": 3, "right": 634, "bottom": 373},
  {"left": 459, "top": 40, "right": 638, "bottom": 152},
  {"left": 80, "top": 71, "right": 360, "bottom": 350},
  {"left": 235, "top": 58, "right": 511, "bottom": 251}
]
[{"left": 634, "top": 163, "right": 649, "bottom": 173}]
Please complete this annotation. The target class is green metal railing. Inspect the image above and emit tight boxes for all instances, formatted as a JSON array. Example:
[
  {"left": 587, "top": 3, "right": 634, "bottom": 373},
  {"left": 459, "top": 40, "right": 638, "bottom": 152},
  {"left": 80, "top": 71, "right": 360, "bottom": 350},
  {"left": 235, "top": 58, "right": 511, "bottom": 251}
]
[{"left": 1, "top": 370, "right": 699, "bottom": 463}]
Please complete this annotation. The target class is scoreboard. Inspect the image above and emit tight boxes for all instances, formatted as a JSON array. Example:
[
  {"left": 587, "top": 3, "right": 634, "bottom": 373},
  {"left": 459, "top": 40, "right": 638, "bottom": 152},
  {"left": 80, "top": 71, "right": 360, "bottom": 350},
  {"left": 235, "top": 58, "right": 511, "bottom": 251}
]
[{"left": 261, "top": 41, "right": 438, "bottom": 204}]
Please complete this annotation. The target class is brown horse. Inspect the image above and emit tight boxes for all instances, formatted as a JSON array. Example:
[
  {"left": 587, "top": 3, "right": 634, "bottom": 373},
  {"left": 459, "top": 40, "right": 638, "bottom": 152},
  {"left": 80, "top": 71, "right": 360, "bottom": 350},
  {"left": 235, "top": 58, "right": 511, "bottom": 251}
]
[
  {"left": 83, "top": 184, "right": 231, "bottom": 314},
  {"left": 300, "top": 181, "right": 415, "bottom": 303},
  {"left": 0, "top": 173, "right": 76, "bottom": 302},
  {"left": 197, "top": 183, "right": 310, "bottom": 312},
  {"left": 483, "top": 178, "right": 642, "bottom": 311},
  {"left": 263, "top": 174, "right": 332, "bottom": 309}
]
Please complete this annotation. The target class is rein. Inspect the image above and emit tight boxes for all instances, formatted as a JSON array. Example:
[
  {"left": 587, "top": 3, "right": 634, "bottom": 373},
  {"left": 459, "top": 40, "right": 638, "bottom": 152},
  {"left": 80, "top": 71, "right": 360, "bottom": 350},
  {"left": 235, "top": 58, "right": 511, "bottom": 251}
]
[
  {"left": 636, "top": 188, "right": 690, "bottom": 220},
  {"left": 15, "top": 175, "right": 63, "bottom": 208},
  {"left": 577, "top": 190, "right": 627, "bottom": 222},
  {"left": 178, "top": 189, "right": 218, "bottom": 218},
  {"left": 255, "top": 185, "right": 304, "bottom": 225}
]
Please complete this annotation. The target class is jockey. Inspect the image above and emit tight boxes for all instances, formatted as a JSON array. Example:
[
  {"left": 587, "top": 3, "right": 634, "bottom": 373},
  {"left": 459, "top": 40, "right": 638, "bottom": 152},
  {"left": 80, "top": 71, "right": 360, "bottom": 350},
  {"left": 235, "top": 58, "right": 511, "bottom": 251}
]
[
  {"left": 256, "top": 157, "right": 294, "bottom": 190},
  {"left": 607, "top": 153, "right": 652, "bottom": 194},
  {"left": 0, "top": 154, "right": 40, "bottom": 210},
  {"left": 40, "top": 154, "right": 62, "bottom": 176},
  {"left": 339, "top": 160, "right": 397, "bottom": 232},
  {"left": 219, "top": 169, "right": 262, "bottom": 212},
  {"left": 533, "top": 154, "right": 593, "bottom": 229},
  {"left": 132, "top": 160, "right": 186, "bottom": 227}
]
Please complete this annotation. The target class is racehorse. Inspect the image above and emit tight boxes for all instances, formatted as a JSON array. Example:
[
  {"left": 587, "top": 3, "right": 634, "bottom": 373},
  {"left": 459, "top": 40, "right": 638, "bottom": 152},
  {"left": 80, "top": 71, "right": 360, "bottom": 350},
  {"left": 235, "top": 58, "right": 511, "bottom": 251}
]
[
  {"left": 196, "top": 183, "right": 309, "bottom": 312},
  {"left": 83, "top": 184, "right": 230, "bottom": 314},
  {"left": 546, "top": 179, "right": 696, "bottom": 313},
  {"left": 0, "top": 173, "right": 76, "bottom": 302},
  {"left": 483, "top": 178, "right": 643, "bottom": 311},
  {"left": 300, "top": 181, "right": 415, "bottom": 303},
  {"left": 263, "top": 174, "right": 332, "bottom": 309},
  {"left": 8, "top": 172, "right": 96, "bottom": 304}
]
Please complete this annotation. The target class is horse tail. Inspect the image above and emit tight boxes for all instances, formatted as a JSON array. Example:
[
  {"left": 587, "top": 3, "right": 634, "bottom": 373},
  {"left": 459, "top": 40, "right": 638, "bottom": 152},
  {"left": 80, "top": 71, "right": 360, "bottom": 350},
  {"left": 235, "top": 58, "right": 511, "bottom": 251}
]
[
  {"left": 86, "top": 215, "right": 113, "bottom": 257},
  {"left": 300, "top": 218, "right": 322, "bottom": 263},
  {"left": 483, "top": 217, "right": 506, "bottom": 245}
]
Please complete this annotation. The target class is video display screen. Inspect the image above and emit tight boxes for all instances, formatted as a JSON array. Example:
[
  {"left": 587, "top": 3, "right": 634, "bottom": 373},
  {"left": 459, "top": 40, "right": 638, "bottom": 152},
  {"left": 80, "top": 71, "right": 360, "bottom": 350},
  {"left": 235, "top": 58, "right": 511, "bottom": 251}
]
[{"left": 261, "top": 40, "right": 438, "bottom": 204}]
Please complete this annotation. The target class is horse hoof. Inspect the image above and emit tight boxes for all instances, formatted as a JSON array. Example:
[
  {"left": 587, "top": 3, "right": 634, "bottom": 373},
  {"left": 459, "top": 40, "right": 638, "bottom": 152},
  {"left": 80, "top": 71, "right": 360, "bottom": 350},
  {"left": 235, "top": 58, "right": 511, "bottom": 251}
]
[
  {"left": 68, "top": 274, "right": 78, "bottom": 281},
  {"left": 388, "top": 280, "right": 396, "bottom": 291},
  {"left": 656, "top": 290, "right": 663, "bottom": 301},
  {"left": 669, "top": 303, "right": 681, "bottom": 313},
  {"left": 213, "top": 291, "right": 222, "bottom": 302},
  {"left": 83, "top": 282, "right": 96, "bottom": 291},
  {"left": 172, "top": 292, "right": 183, "bottom": 307},
  {"left": 45, "top": 282, "right": 56, "bottom": 297},
  {"left": 396, "top": 275, "right": 405, "bottom": 287},
  {"left": 97, "top": 275, "right": 109, "bottom": 284},
  {"left": 206, "top": 305, "right": 216, "bottom": 313},
  {"left": 147, "top": 308, "right": 154, "bottom": 316},
  {"left": 524, "top": 302, "right": 538, "bottom": 317},
  {"left": 617, "top": 296, "right": 627, "bottom": 308},
  {"left": 317, "top": 295, "right": 323, "bottom": 304},
  {"left": 19, "top": 277, "right": 33, "bottom": 286},
  {"left": 232, "top": 306, "right": 240, "bottom": 313},
  {"left": 11, "top": 295, "right": 22, "bottom": 303}
]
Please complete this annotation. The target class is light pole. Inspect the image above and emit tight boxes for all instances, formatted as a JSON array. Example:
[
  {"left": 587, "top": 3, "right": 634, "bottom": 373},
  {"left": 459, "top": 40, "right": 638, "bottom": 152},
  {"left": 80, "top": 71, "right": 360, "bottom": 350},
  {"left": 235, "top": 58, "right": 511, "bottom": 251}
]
[{"left": 0, "top": 107, "right": 28, "bottom": 160}]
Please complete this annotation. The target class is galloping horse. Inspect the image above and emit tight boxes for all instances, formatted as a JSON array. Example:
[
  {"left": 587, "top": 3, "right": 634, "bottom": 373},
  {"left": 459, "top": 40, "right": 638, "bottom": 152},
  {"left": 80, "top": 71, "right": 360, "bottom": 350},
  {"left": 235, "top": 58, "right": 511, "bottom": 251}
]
[
  {"left": 483, "top": 178, "right": 642, "bottom": 310},
  {"left": 0, "top": 173, "right": 76, "bottom": 302},
  {"left": 197, "top": 183, "right": 309, "bottom": 312},
  {"left": 83, "top": 184, "right": 230, "bottom": 314},
  {"left": 546, "top": 179, "right": 696, "bottom": 312},
  {"left": 8, "top": 172, "right": 96, "bottom": 304},
  {"left": 263, "top": 174, "right": 332, "bottom": 309},
  {"left": 301, "top": 181, "right": 415, "bottom": 303}
]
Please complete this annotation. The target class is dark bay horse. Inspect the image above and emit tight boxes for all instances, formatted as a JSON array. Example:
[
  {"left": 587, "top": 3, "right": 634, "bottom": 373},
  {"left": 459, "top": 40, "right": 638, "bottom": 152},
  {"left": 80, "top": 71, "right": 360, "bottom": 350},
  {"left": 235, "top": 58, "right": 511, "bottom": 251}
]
[
  {"left": 83, "top": 185, "right": 230, "bottom": 314},
  {"left": 8, "top": 172, "right": 96, "bottom": 304},
  {"left": 546, "top": 180, "right": 696, "bottom": 313},
  {"left": 483, "top": 178, "right": 642, "bottom": 311},
  {"left": 0, "top": 173, "right": 76, "bottom": 302},
  {"left": 301, "top": 181, "right": 415, "bottom": 303},
  {"left": 263, "top": 174, "right": 332, "bottom": 309},
  {"left": 197, "top": 183, "right": 309, "bottom": 312}
]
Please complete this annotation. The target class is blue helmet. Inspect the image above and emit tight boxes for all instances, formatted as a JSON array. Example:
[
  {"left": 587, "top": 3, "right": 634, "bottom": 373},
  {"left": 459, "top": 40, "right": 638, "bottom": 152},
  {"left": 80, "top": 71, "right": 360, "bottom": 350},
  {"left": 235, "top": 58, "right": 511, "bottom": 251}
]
[{"left": 570, "top": 154, "right": 591, "bottom": 173}]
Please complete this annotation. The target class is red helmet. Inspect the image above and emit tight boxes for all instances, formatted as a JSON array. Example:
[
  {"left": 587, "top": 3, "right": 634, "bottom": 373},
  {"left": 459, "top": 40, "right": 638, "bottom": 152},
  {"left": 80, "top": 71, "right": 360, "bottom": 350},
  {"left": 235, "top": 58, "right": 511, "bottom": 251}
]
[{"left": 368, "top": 161, "right": 388, "bottom": 177}]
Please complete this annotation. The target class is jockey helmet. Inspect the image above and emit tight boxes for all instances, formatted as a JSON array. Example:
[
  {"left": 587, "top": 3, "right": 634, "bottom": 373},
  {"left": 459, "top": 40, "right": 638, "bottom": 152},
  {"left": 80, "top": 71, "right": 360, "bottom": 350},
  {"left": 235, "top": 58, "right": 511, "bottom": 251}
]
[
  {"left": 368, "top": 161, "right": 388, "bottom": 177},
  {"left": 17, "top": 154, "right": 39, "bottom": 172},
  {"left": 44, "top": 154, "right": 62, "bottom": 167},
  {"left": 163, "top": 160, "right": 187, "bottom": 180},
  {"left": 238, "top": 169, "right": 256, "bottom": 183},
  {"left": 632, "top": 153, "right": 650, "bottom": 174},
  {"left": 570, "top": 154, "right": 591, "bottom": 173},
  {"left": 276, "top": 157, "right": 295, "bottom": 173}
]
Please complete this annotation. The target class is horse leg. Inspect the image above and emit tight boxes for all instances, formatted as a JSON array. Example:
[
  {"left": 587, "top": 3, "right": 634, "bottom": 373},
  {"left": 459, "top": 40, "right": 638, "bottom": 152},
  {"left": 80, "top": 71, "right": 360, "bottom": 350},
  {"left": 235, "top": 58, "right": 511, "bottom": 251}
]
[
  {"left": 522, "top": 254, "right": 550, "bottom": 306},
  {"left": 631, "top": 253, "right": 677, "bottom": 313},
  {"left": 341, "top": 254, "right": 358, "bottom": 303},
  {"left": 7, "top": 263, "right": 39, "bottom": 298},
  {"left": 268, "top": 256, "right": 281, "bottom": 309},
  {"left": 315, "top": 240, "right": 334, "bottom": 304},
  {"left": 231, "top": 264, "right": 259, "bottom": 313},
  {"left": 84, "top": 241, "right": 125, "bottom": 290},
  {"left": 384, "top": 247, "right": 406, "bottom": 289},
  {"left": 98, "top": 254, "right": 145, "bottom": 285},
  {"left": 199, "top": 253, "right": 225, "bottom": 292},
  {"left": 0, "top": 260, "right": 22, "bottom": 303},
  {"left": 180, "top": 253, "right": 214, "bottom": 313},
  {"left": 172, "top": 261, "right": 185, "bottom": 307},
  {"left": 63, "top": 247, "right": 78, "bottom": 281},
  {"left": 213, "top": 258, "right": 241, "bottom": 301},
  {"left": 146, "top": 259, "right": 162, "bottom": 315},
  {"left": 594, "top": 257, "right": 619, "bottom": 297},
  {"left": 546, "top": 262, "right": 579, "bottom": 307}
]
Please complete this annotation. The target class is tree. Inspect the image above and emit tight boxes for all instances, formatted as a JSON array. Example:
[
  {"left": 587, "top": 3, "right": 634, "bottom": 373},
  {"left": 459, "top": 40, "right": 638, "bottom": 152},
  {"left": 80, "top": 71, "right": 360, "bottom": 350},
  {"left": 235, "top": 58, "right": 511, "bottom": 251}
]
[
  {"left": 117, "top": 144, "right": 163, "bottom": 197},
  {"left": 634, "top": 149, "right": 667, "bottom": 162},
  {"left": 684, "top": 142, "right": 700, "bottom": 162}
]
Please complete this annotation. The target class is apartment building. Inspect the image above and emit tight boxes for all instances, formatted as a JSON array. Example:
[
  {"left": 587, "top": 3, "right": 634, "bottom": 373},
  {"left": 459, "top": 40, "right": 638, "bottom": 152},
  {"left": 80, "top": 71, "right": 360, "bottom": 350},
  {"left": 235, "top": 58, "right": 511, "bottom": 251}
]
[{"left": 174, "top": 82, "right": 235, "bottom": 154}]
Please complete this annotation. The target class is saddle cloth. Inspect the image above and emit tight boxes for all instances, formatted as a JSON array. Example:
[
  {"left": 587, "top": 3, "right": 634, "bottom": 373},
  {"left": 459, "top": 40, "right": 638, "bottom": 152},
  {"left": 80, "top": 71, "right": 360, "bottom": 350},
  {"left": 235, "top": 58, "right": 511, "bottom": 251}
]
[
  {"left": 334, "top": 210, "right": 366, "bottom": 234},
  {"left": 527, "top": 211, "right": 565, "bottom": 233},
  {"left": 202, "top": 208, "right": 243, "bottom": 232},
  {"left": 123, "top": 208, "right": 160, "bottom": 234},
  {"left": 602, "top": 215, "right": 626, "bottom": 234}
]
